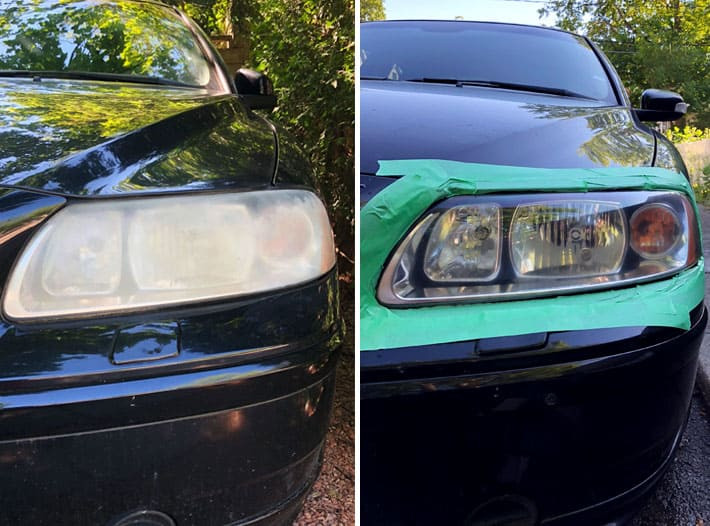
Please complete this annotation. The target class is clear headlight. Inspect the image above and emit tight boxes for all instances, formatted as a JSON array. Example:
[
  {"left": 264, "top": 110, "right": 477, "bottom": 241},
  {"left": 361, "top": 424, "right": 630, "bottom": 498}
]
[
  {"left": 378, "top": 191, "right": 699, "bottom": 306},
  {"left": 510, "top": 200, "right": 627, "bottom": 278},
  {"left": 423, "top": 204, "right": 501, "bottom": 282},
  {"left": 4, "top": 190, "right": 335, "bottom": 321}
]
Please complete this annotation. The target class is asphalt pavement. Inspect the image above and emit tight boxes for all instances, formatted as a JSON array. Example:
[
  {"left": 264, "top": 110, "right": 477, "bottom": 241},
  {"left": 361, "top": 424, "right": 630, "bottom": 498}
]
[
  {"left": 631, "top": 204, "right": 710, "bottom": 526},
  {"left": 632, "top": 391, "right": 709, "bottom": 526}
]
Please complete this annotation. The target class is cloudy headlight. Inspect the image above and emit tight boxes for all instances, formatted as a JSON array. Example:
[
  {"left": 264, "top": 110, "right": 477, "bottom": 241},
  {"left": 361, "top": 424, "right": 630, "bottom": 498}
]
[
  {"left": 378, "top": 191, "right": 699, "bottom": 306},
  {"left": 4, "top": 190, "right": 335, "bottom": 321}
]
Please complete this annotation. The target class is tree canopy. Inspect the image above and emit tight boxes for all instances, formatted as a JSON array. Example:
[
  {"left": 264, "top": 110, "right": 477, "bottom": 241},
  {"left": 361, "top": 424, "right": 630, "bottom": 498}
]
[
  {"left": 361, "top": 0, "right": 385, "bottom": 21},
  {"left": 540, "top": 0, "right": 710, "bottom": 127}
]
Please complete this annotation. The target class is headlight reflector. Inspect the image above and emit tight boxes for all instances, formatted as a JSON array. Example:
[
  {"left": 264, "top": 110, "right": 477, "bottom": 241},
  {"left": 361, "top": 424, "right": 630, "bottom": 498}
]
[
  {"left": 378, "top": 191, "right": 699, "bottom": 306},
  {"left": 510, "top": 201, "right": 626, "bottom": 278},
  {"left": 4, "top": 190, "right": 335, "bottom": 321},
  {"left": 423, "top": 204, "right": 501, "bottom": 282}
]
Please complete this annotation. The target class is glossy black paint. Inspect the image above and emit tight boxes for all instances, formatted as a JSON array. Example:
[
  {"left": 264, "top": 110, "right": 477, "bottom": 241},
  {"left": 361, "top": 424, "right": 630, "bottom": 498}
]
[
  {"left": 0, "top": 269, "right": 340, "bottom": 523},
  {"left": 0, "top": 2, "right": 337, "bottom": 524},
  {"left": 361, "top": 20, "right": 701, "bottom": 526},
  {"left": 360, "top": 79, "right": 673, "bottom": 175},
  {"left": 654, "top": 129, "right": 691, "bottom": 176},
  {"left": 236, "top": 68, "right": 278, "bottom": 111},
  {"left": 0, "top": 79, "right": 281, "bottom": 195},
  {"left": 636, "top": 88, "right": 688, "bottom": 122},
  {"left": 361, "top": 305, "right": 706, "bottom": 525},
  {"left": 359, "top": 23, "right": 687, "bottom": 177},
  {"left": 0, "top": 190, "right": 340, "bottom": 525}
]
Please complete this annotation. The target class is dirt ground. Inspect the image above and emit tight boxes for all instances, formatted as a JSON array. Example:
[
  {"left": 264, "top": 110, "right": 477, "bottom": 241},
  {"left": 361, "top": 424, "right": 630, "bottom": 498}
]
[{"left": 294, "top": 282, "right": 355, "bottom": 526}]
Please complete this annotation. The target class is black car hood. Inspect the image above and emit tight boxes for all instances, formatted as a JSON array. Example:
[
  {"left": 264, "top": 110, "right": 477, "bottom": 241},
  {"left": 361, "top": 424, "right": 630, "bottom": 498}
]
[
  {"left": 0, "top": 78, "right": 276, "bottom": 195},
  {"left": 360, "top": 80, "right": 655, "bottom": 174}
]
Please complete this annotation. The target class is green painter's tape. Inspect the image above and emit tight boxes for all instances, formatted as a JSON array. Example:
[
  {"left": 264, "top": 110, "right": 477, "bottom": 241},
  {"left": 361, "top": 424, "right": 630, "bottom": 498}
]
[{"left": 360, "top": 160, "right": 704, "bottom": 351}]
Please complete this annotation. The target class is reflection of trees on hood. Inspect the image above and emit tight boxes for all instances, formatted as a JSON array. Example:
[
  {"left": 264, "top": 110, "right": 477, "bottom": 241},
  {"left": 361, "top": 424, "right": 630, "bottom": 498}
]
[
  {"left": 523, "top": 103, "right": 652, "bottom": 167},
  {"left": 0, "top": 81, "right": 276, "bottom": 194},
  {"left": 0, "top": 2, "right": 283, "bottom": 195},
  {"left": 0, "top": 81, "right": 206, "bottom": 187}
]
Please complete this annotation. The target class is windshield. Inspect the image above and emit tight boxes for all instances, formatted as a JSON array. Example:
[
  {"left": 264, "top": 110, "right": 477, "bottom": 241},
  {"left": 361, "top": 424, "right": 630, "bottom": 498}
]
[
  {"left": 361, "top": 21, "right": 617, "bottom": 104},
  {"left": 0, "top": 0, "right": 213, "bottom": 87}
]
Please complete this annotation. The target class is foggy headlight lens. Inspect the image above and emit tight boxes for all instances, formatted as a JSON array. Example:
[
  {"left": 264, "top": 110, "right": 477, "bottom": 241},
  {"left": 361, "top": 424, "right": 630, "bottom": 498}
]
[
  {"left": 4, "top": 190, "right": 335, "bottom": 320},
  {"left": 378, "top": 191, "right": 699, "bottom": 306}
]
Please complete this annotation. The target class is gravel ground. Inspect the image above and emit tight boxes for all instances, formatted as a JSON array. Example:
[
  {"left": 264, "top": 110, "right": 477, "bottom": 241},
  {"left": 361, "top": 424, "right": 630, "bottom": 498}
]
[
  {"left": 294, "top": 282, "right": 355, "bottom": 526},
  {"left": 633, "top": 390, "right": 710, "bottom": 526}
]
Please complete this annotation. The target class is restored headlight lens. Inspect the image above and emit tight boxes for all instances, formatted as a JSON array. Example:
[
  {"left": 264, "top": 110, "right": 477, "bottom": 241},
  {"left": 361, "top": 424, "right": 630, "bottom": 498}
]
[
  {"left": 423, "top": 204, "right": 501, "bottom": 282},
  {"left": 629, "top": 203, "right": 682, "bottom": 258},
  {"left": 510, "top": 201, "right": 626, "bottom": 278},
  {"left": 4, "top": 190, "right": 335, "bottom": 320},
  {"left": 379, "top": 191, "right": 699, "bottom": 306}
]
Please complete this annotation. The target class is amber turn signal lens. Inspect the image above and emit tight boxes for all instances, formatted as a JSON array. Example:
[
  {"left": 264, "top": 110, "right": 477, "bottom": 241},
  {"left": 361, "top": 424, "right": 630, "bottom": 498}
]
[{"left": 630, "top": 204, "right": 681, "bottom": 258}]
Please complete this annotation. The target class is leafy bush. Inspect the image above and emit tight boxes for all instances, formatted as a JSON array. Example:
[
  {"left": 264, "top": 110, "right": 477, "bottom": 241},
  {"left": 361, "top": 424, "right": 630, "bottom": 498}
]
[
  {"left": 691, "top": 166, "right": 710, "bottom": 206},
  {"left": 664, "top": 125, "right": 710, "bottom": 144},
  {"left": 163, "top": 0, "right": 234, "bottom": 34},
  {"left": 693, "top": 183, "right": 710, "bottom": 207}
]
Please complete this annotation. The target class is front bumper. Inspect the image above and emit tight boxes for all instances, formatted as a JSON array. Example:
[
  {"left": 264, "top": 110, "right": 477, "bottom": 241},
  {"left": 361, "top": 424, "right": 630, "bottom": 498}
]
[
  {"left": 0, "top": 272, "right": 341, "bottom": 526},
  {"left": 2, "top": 372, "right": 334, "bottom": 526},
  {"left": 361, "top": 302, "right": 706, "bottom": 525}
]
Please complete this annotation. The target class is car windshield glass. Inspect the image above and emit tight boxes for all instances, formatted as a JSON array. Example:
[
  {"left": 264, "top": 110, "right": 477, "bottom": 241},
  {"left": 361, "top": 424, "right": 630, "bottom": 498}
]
[
  {"left": 361, "top": 21, "right": 617, "bottom": 104},
  {"left": 0, "top": 0, "right": 212, "bottom": 87}
]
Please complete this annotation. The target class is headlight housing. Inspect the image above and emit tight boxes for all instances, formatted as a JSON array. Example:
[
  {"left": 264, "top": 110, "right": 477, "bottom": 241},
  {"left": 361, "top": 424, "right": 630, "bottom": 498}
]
[
  {"left": 4, "top": 190, "right": 335, "bottom": 321},
  {"left": 378, "top": 191, "right": 699, "bottom": 306}
]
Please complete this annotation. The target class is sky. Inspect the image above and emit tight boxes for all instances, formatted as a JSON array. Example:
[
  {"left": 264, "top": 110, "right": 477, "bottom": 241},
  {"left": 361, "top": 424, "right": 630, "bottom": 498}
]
[{"left": 383, "top": 0, "right": 556, "bottom": 27}]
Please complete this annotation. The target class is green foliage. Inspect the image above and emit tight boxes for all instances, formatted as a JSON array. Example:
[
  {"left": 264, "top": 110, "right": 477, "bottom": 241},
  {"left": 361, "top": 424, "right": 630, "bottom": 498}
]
[
  {"left": 539, "top": 0, "right": 710, "bottom": 128},
  {"left": 692, "top": 182, "right": 710, "bottom": 205},
  {"left": 245, "top": 0, "right": 355, "bottom": 261},
  {"left": 692, "top": 165, "right": 710, "bottom": 205},
  {"left": 162, "top": 0, "right": 232, "bottom": 34},
  {"left": 665, "top": 125, "right": 710, "bottom": 144},
  {"left": 361, "top": 0, "right": 385, "bottom": 21}
]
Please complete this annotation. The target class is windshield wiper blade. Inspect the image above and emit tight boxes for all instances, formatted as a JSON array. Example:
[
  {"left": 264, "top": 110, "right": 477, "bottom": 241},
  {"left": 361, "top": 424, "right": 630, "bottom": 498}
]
[
  {"left": 405, "top": 77, "right": 594, "bottom": 99},
  {"left": 458, "top": 80, "right": 593, "bottom": 99},
  {"left": 406, "top": 77, "right": 460, "bottom": 85},
  {"left": 0, "top": 70, "right": 200, "bottom": 88}
]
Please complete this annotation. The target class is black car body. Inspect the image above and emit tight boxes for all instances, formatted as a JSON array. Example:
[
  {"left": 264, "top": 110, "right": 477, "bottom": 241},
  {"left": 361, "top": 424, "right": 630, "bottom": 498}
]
[
  {"left": 0, "top": 2, "right": 340, "bottom": 525},
  {"left": 360, "top": 20, "right": 704, "bottom": 525}
]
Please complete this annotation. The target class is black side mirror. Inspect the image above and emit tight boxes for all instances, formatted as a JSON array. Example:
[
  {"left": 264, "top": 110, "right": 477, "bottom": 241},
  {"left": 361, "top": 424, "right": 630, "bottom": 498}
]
[
  {"left": 235, "top": 68, "right": 277, "bottom": 111},
  {"left": 635, "top": 89, "right": 688, "bottom": 122}
]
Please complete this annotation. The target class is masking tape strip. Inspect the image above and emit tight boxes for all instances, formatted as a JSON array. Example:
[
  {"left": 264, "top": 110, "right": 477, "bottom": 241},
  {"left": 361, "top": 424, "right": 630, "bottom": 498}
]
[{"left": 360, "top": 160, "right": 704, "bottom": 351}]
